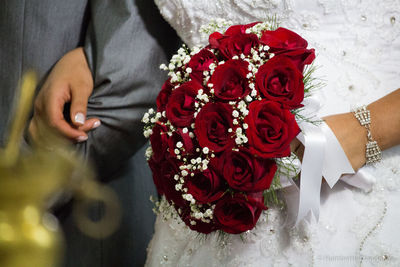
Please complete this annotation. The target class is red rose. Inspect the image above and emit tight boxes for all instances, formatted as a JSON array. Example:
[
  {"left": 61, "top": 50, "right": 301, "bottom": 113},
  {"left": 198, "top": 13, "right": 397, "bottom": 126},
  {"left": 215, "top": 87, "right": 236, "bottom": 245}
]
[
  {"left": 167, "top": 128, "right": 196, "bottom": 157},
  {"left": 151, "top": 156, "right": 185, "bottom": 207},
  {"left": 194, "top": 102, "right": 235, "bottom": 153},
  {"left": 218, "top": 33, "right": 259, "bottom": 59},
  {"left": 149, "top": 123, "right": 169, "bottom": 163},
  {"left": 180, "top": 206, "right": 218, "bottom": 234},
  {"left": 209, "top": 23, "right": 259, "bottom": 59},
  {"left": 260, "top": 27, "right": 308, "bottom": 53},
  {"left": 217, "top": 148, "right": 277, "bottom": 192},
  {"left": 224, "top": 22, "right": 260, "bottom": 36},
  {"left": 245, "top": 100, "right": 300, "bottom": 158},
  {"left": 157, "top": 78, "right": 174, "bottom": 112},
  {"left": 209, "top": 23, "right": 260, "bottom": 48},
  {"left": 214, "top": 192, "right": 266, "bottom": 234},
  {"left": 280, "top": 48, "right": 315, "bottom": 72},
  {"left": 209, "top": 32, "right": 224, "bottom": 49},
  {"left": 187, "top": 48, "right": 218, "bottom": 83},
  {"left": 186, "top": 167, "right": 225, "bottom": 204},
  {"left": 260, "top": 27, "right": 315, "bottom": 72},
  {"left": 256, "top": 55, "right": 304, "bottom": 109},
  {"left": 166, "top": 80, "right": 203, "bottom": 127},
  {"left": 210, "top": 59, "right": 251, "bottom": 101}
]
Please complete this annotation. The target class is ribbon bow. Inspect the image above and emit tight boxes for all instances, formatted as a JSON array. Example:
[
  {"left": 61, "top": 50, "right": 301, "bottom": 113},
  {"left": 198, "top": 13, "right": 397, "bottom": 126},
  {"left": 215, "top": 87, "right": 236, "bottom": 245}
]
[{"left": 283, "top": 120, "right": 376, "bottom": 227}]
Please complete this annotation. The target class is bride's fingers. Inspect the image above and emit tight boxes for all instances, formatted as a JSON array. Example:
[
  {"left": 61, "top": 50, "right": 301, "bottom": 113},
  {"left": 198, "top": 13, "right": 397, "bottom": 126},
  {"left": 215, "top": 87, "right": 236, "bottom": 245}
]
[
  {"left": 290, "top": 138, "right": 301, "bottom": 152},
  {"left": 77, "top": 118, "right": 101, "bottom": 132},
  {"left": 290, "top": 138, "right": 304, "bottom": 161}
]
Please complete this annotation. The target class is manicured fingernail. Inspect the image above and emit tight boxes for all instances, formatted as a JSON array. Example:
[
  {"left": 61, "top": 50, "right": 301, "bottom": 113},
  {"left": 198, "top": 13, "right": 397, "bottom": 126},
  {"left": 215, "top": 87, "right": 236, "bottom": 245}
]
[
  {"left": 74, "top": 113, "right": 85, "bottom": 125},
  {"left": 92, "top": 120, "right": 101, "bottom": 129},
  {"left": 77, "top": 136, "right": 88, "bottom": 142}
]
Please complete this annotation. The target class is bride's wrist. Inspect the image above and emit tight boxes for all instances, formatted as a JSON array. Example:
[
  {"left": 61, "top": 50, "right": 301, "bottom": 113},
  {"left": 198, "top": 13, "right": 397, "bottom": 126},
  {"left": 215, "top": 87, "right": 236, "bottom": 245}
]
[{"left": 323, "top": 113, "right": 367, "bottom": 171}]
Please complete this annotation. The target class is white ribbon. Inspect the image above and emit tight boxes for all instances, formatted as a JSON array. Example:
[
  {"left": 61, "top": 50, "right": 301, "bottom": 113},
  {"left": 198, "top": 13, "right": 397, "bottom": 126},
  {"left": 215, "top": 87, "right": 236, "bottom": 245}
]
[
  {"left": 295, "top": 122, "right": 325, "bottom": 224},
  {"left": 283, "top": 120, "right": 376, "bottom": 227}
]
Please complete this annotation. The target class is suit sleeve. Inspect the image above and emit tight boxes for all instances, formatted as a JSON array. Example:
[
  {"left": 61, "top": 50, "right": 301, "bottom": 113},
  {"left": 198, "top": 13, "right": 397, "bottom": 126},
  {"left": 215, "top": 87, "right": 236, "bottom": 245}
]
[{"left": 79, "top": 0, "right": 180, "bottom": 181}]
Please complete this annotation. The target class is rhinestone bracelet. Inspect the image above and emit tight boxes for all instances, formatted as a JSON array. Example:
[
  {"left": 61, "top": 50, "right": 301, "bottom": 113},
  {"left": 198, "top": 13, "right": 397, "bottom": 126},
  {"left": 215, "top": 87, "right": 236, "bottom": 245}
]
[{"left": 352, "top": 105, "right": 381, "bottom": 164}]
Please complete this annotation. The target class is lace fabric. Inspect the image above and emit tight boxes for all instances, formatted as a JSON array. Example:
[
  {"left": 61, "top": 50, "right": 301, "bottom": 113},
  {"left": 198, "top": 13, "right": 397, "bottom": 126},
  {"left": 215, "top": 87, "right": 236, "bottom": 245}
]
[{"left": 148, "top": 1, "right": 400, "bottom": 266}]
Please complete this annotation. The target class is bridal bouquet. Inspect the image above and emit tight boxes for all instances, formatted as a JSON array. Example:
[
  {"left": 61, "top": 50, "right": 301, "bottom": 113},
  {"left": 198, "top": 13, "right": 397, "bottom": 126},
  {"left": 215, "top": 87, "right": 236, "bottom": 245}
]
[{"left": 143, "top": 21, "right": 315, "bottom": 234}]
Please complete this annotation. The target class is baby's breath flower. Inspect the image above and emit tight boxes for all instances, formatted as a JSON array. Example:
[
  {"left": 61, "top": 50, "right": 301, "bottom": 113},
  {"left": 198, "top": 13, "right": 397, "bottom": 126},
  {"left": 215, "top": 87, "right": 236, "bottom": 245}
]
[
  {"left": 235, "top": 137, "right": 242, "bottom": 145},
  {"left": 143, "top": 129, "right": 153, "bottom": 138},
  {"left": 176, "top": 141, "right": 183, "bottom": 148},
  {"left": 183, "top": 55, "right": 191, "bottom": 64},
  {"left": 145, "top": 146, "right": 153, "bottom": 160},
  {"left": 175, "top": 184, "right": 183, "bottom": 191}
]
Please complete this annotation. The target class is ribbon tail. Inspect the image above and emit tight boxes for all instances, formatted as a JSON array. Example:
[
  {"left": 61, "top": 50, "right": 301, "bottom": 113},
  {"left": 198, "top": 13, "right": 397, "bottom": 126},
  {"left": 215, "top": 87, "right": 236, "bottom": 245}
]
[
  {"left": 295, "top": 123, "right": 326, "bottom": 225},
  {"left": 320, "top": 122, "right": 355, "bottom": 187}
]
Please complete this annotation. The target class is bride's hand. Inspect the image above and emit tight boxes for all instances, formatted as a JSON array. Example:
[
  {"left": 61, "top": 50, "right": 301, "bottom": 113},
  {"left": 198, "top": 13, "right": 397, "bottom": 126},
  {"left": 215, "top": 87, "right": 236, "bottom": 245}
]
[
  {"left": 290, "top": 116, "right": 364, "bottom": 170},
  {"left": 293, "top": 88, "right": 400, "bottom": 172}
]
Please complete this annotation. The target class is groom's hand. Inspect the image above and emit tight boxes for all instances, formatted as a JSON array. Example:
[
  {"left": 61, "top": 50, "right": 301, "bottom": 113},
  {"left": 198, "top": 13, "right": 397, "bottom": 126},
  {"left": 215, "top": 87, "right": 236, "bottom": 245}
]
[{"left": 29, "top": 47, "right": 101, "bottom": 143}]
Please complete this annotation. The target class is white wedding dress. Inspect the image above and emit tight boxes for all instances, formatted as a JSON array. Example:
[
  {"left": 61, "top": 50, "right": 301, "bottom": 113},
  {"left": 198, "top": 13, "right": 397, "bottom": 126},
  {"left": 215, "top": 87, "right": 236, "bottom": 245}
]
[{"left": 146, "top": 1, "right": 400, "bottom": 266}]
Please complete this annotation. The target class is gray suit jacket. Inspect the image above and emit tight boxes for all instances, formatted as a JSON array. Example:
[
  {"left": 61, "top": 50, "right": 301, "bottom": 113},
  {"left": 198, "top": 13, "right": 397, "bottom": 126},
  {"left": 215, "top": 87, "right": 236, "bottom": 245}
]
[{"left": 0, "top": 0, "right": 179, "bottom": 266}]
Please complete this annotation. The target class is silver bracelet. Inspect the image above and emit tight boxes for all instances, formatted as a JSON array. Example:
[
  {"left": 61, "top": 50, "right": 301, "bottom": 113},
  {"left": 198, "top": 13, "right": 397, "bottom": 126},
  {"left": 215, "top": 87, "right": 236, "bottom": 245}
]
[{"left": 352, "top": 105, "right": 382, "bottom": 164}]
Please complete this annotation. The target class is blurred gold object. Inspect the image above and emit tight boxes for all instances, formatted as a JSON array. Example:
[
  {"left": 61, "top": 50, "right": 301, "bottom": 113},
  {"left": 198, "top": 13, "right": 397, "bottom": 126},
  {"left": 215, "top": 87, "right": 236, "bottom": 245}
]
[{"left": 0, "top": 72, "right": 121, "bottom": 267}]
